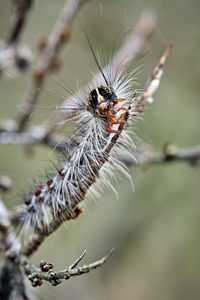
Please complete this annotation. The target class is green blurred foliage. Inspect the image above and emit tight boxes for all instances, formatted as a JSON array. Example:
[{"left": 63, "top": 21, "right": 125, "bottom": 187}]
[{"left": 0, "top": 0, "right": 200, "bottom": 299}]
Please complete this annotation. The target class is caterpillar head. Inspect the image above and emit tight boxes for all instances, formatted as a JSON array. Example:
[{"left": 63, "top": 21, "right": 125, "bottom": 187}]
[{"left": 88, "top": 85, "right": 118, "bottom": 116}]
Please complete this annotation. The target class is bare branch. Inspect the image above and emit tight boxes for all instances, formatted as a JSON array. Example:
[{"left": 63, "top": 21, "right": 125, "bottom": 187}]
[
  {"left": 1, "top": 118, "right": 199, "bottom": 169},
  {"left": 0, "top": 258, "right": 29, "bottom": 300},
  {"left": 6, "top": 0, "right": 33, "bottom": 45},
  {"left": 24, "top": 249, "right": 114, "bottom": 287},
  {"left": 68, "top": 249, "right": 87, "bottom": 269},
  {"left": 21, "top": 233, "right": 45, "bottom": 257},
  {"left": 119, "top": 144, "right": 200, "bottom": 167},
  {"left": 0, "top": 0, "right": 33, "bottom": 77},
  {"left": 0, "top": 40, "right": 32, "bottom": 76},
  {"left": 0, "top": 119, "right": 68, "bottom": 152},
  {"left": 18, "top": 0, "right": 88, "bottom": 130},
  {"left": 0, "top": 199, "right": 27, "bottom": 299},
  {"left": 132, "top": 42, "right": 173, "bottom": 115},
  {"left": 1, "top": 121, "right": 199, "bottom": 168},
  {"left": 0, "top": 197, "right": 21, "bottom": 258}
]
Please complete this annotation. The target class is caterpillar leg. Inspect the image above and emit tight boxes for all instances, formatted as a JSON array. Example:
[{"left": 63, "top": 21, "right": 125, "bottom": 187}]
[
  {"left": 116, "top": 112, "right": 126, "bottom": 121},
  {"left": 110, "top": 119, "right": 125, "bottom": 125},
  {"left": 118, "top": 98, "right": 126, "bottom": 102},
  {"left": 117, "top": 107, "right": 129, "bottom": 112},
  {"left": 106, "top": 108, "right": 127, "bottom": 133},
  {"left": 107, "top": 126, "right": 120, "bottom": 134}
]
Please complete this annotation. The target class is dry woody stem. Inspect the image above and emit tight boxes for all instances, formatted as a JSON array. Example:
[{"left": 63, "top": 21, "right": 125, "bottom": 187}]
[
  {"left": 24, "top": 249, "right": 114, "bottom": 287},
  {"left": 118, "top": 144, "right": 200, "bottom": 167},
  {"left": 132, "top": 42, "right": 173, "bottom": 114},
  {"left": 18, "top": 0, "right": 88, "bottom": 129},
  {"left": 6, "top": 0, "right": 33, "bottom": 44}
]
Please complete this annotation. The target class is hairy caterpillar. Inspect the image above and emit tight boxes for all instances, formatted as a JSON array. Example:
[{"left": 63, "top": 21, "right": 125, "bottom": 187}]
[{"left": 13, "top": 39, "right": 138, "bottom": 234}]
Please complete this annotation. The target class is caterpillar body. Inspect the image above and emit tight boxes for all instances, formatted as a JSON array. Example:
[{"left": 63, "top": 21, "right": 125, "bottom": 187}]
[{"left": 14, "top": 47, "right": 137, "bottom": 234}]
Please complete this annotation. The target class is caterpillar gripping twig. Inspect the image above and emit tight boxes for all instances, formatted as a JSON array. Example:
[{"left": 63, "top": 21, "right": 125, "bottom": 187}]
[
  {"left": 12, "top": 42, "right": 172, "bottom": 239},
  {"left": 12, "top": 63, "right": 137, "bottom": 234}
]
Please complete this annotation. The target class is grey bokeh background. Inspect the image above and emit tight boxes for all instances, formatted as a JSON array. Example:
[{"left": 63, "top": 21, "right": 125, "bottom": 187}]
[{"left": 0, "top": 0, "right": 200, "bottom": 299}]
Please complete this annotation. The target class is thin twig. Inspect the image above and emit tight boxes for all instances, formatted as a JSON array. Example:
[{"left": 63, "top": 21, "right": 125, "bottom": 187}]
[
  {"left": 6, "top": 0, "right": 33, "bottom": 45},
  {"left": 0, "top": 119, "right": 68, "bottom": 152},
  {"left": 0, "top": 199, "right": 26, "bottom": 299},
  {"left": 132, "top": 42, "right": 173, "bottom": 114},
  {"left": 0, "top": 197, "right": 21, "bottom": 258},
  {"left": 69, "top": 249, "right": 87, "bottom": 269},
  {"left": 24, "top": 249, "right": 114, "bottom": 287},
  {"left": 18, "top": 0, "right": 88, "bottom": 129},
  {"left": 1, "top": 121, "right": 200, "bottom": 167},
  {"left": 0, "top": 0, "right": 33, "bottom": 76},
  {"left": 0, "top": 258, "right": 28, "bottom": 300},
  {"left": 118, "top": 144, "right": 200, "bottom": 167}
]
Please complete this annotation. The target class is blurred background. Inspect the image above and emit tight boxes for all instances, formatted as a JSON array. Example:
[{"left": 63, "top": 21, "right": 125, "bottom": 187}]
[{"left": 0, "top": 0, "right": 200, "bottom": 299}]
